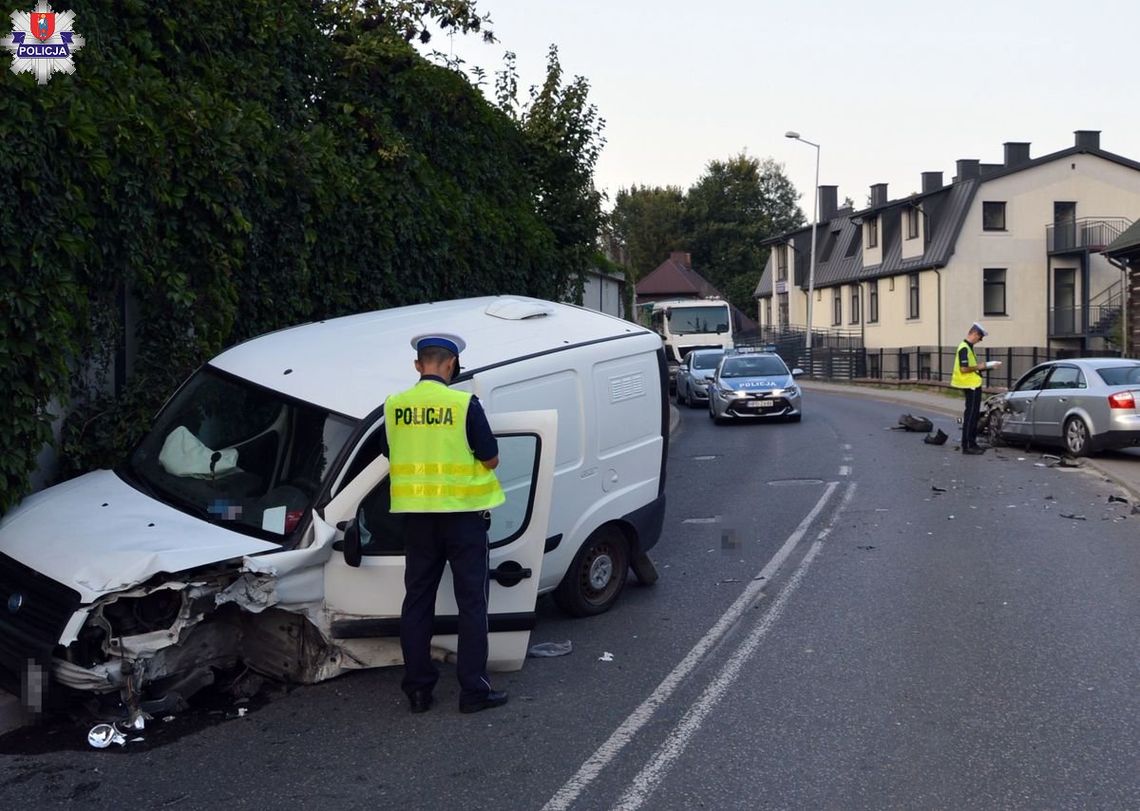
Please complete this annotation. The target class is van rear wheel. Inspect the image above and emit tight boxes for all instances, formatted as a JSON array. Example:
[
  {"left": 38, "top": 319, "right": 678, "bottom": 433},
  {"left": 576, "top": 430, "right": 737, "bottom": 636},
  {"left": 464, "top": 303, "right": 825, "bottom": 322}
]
[{"left": 553, "top": 527, "right": 629, "bottom": 617}]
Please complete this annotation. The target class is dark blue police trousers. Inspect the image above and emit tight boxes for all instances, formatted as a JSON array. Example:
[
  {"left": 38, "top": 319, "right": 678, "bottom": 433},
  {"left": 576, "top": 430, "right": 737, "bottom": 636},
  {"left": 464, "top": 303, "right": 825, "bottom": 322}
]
[{"left": 399, "top": 511, "right": 492, "bottom": 702}]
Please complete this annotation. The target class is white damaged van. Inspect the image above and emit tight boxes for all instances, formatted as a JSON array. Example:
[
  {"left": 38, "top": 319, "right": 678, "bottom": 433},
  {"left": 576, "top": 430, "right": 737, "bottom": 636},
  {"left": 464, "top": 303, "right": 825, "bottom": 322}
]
[{"left": 0, "top": 297, "right": 668, "bottom": 716}]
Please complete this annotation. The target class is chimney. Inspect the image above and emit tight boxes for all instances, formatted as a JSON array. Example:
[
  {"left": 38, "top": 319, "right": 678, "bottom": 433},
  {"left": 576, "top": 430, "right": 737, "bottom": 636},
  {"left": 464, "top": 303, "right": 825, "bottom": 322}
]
[
  {"left": 921, "top": 171, "right": 943, "bottom": 193},
  {"left": 955, "top": 159, "right": 980, "bottom": 181},
  {"left": 1003, "top": 142, "right": 1031, "bottom": 167},
  {"left": 980, "top": 163, "right": 1003, "bottom": 176},
  {"left": 1074, "top": 130, "right": 1101, "bottom": 150},
  {"left": 870, "top": 183, "right": 888, "bottom": 207},
  {"left": 669, "top": 251, "right": 691, "bottom": 268},
  {"left": 818, "top": 185, "right": 838, "bottom": 221}
]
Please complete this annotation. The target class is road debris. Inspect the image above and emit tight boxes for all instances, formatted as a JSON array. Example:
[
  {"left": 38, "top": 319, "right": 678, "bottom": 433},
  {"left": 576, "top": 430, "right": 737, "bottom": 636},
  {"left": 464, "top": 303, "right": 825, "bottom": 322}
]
[
  {"left": 528, "top": 640, "right": 573, "bottom": 658},
  {"left": 896, "top": 414, "right": 934, "bottom": 432},
  {"left": 1060, "top": 513, "right": 1087, "bottom": 520},
  {"left": 924, "top": 429, "right": 948, "bottom": 446},
  {"left": 87, "top": 723, "right": 127, "bottom": 749},
  {"left": 1108, "top": 495, "right": 1128, "bottom": 504},
  {"left": 598, "top": 652, "right": 614, "bottom": 663},
  {"left": 931, "top": 485, "right": 948, "bottom": 493}
]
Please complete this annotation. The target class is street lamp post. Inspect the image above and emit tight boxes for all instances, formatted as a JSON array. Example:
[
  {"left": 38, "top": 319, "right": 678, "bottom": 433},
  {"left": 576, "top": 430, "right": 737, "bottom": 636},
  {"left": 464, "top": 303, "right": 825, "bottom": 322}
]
[{"left": 785, "top": 131, "right": 820, "bottom": 351}]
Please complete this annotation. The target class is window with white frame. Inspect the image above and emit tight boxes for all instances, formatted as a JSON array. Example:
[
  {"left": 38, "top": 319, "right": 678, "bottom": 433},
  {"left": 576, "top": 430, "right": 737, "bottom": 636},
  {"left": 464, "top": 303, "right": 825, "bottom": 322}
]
[
  {"left": 908, "top": 273, "right": 920, "bottom": 319},
  {"left": 866, "top": 217, "right": 878, "bottom": 248},
  {"left": 984, "top": 268, "right": 1007, "bottom": 316},
  {"left": 832, "top": 287, "right": 842, "bottom": 325},
  {"left": 868, "top": 279, "right": 879, "bottom": 323},
  {"left": 776, "top": 245, "right": 788, "bottom": 281},
  {"left": 850, "top": 284, "right": 861, "bottom": 325}
]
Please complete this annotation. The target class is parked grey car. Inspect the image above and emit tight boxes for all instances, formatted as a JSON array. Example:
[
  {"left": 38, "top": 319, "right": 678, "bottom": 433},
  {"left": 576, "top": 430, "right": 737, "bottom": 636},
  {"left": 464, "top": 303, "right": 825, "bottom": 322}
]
[
  {"left": 708, "top": 352, "right": 803, "bottom": 423},
  {"left": 983, "top": 358, "right": 1140, "bottom": 455},
  {"left": 676, "top": 349, "right": 725, "bottom": 407}
]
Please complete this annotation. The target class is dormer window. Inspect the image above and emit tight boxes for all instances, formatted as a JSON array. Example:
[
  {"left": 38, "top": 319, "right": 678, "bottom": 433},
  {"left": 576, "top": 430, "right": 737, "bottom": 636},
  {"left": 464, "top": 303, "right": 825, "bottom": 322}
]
[
  {"left": 865, "top": 217, "right": 878, "bottom": 249},
  {"left": 776, "top": 245, "right": 788, "bottom": 281},
  {"left": 906, "top": 207, "right": 920, "bottom": 240}
]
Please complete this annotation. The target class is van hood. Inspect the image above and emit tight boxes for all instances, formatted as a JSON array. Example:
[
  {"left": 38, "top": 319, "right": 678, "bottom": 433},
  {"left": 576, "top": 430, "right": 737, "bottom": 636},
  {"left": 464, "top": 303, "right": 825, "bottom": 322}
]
[{"left": 0, "top": 470, "right": 279, "bottom": 604}]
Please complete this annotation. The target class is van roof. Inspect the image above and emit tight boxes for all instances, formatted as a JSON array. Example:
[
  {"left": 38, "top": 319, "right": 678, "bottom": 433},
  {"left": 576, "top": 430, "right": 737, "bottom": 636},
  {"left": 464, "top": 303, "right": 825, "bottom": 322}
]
[{"left": 210, "top": 297, "right": 655, "bottom": 419}]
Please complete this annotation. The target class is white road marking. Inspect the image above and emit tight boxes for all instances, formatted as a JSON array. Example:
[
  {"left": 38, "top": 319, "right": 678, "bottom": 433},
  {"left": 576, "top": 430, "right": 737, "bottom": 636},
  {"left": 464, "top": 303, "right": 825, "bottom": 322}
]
[
  {"left": 541, "top": 482, "right": 842, "bottom": 811},
  {"left": 838, "top": 465, "right": 851, "bottom": 476},
  {"left": 615, "top": 482, "right": 857, "bottom": 811},
  {"left": 614, "top": 541, "right": 825, "bottom": 810},
  {"left": 842, "top": 443, "right": 852, "bottom": 450},
  {"left": 682, "top": 517, "right": 719, "bottom": 524}
]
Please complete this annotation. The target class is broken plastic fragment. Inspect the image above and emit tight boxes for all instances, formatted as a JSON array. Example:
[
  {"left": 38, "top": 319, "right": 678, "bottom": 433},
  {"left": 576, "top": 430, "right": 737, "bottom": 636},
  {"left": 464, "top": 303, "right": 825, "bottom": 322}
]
[
  {"left": 87, "top": 723, "right": 127, "bottom": 749},
  {"left": 1059, "top": 513, "right": 1087, "bottom": 520},
  {"left": 598, "top": 651, "right": 614, "bottom": 662},
  {"left": 528, "top": 640, "right": 573, "bottom": 658}
]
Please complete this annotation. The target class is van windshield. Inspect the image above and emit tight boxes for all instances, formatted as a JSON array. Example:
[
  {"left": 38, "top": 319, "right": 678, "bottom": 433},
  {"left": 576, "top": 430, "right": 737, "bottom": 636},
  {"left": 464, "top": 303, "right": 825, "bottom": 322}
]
[
  {"left": 124, "top": 367, "right": 357, "bottom": 541},
  {"left": 666, "top": 305, "right": 730, "bottom": 336}
]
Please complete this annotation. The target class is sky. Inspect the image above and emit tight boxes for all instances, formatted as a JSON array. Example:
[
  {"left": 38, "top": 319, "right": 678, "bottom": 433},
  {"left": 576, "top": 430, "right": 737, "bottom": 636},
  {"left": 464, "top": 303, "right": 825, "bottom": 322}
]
[{"left": 430, "top": 0, "right": 1140, "bottom": 216}]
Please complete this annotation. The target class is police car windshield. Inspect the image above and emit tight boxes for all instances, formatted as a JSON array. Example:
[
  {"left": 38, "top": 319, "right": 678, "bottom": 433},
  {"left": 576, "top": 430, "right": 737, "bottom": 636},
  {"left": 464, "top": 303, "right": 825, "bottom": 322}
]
[
  {"left": 720, "top": 356, "right": 788, "bottom": 378},
  {"left": 124, "top": 367, "right": 357, "bottom": 541}
]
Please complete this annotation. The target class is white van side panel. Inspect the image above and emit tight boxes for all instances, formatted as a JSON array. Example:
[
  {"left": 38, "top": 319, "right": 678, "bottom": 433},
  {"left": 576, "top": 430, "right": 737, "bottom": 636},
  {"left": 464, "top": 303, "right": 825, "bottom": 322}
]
[
  {"left": 482, "top": 371, "right": 584, "bottom": 472},
  {"left": 475, "top": 334, "right": 664, "bottom": 593}
]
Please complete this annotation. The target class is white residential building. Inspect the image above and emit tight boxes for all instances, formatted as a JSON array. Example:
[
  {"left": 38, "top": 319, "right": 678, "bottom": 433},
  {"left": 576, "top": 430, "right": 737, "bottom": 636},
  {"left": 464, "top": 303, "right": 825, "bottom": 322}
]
[{"left": 756, "top": 131, "right": 1140, "bottom": 379}]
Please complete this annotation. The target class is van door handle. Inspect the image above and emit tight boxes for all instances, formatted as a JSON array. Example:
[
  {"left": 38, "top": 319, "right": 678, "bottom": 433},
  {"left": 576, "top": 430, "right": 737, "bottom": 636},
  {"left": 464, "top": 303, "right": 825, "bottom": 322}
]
[{"left": 489, "top": 561, "right": 532, "bottom": 587}]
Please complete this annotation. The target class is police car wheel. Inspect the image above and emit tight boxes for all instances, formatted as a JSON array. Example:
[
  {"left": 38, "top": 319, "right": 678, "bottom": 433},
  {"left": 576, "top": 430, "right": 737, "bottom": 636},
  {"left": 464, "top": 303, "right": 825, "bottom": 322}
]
[{"left": 553, "top": 526, "right": 629, "bottom": 617}]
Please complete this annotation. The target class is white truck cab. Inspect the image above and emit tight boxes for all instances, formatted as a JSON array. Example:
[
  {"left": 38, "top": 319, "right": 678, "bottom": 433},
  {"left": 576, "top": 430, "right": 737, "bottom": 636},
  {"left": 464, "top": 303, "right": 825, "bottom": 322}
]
[
  {"left": 645, "top": 298, "right": 734, "bottom": 387},
  {"left": 0, "top": 297, "right": 668, "bottom": 717}
]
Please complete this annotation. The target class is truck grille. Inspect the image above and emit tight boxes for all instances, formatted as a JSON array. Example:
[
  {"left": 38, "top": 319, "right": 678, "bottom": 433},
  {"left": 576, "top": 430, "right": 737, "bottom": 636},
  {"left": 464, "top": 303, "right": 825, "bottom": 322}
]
[{"left": 0, "top": 553, "right": 82, "bottom": 686}]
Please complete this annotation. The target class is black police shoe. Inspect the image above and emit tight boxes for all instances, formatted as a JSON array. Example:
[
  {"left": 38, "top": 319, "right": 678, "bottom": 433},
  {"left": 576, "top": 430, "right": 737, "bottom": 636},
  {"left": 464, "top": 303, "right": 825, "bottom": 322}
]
[
  {"left": 408, "top": 689, "right": 435, "bottom": 714},
  {"left": 962, "top": 446, "right": 986, "bottom": 455},
  {"left": 459, "top": 690, "right": 509, "bottom": 714}
]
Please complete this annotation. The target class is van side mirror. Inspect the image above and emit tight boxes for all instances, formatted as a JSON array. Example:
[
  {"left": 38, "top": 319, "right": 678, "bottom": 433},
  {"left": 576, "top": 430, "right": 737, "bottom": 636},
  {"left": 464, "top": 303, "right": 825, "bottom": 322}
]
[
  {"left": 343, "top": 517, "right": 363, "bottom": 567},
  {"left": 791, "top": 368, "right": 804, "bottom": 377}
]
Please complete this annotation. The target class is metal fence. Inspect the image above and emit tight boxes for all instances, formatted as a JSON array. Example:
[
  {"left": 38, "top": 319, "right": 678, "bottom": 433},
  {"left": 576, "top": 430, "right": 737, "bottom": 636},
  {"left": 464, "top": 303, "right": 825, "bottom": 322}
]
[{"left": 790, "top": 345, "right": 1122, "bottom": 389}]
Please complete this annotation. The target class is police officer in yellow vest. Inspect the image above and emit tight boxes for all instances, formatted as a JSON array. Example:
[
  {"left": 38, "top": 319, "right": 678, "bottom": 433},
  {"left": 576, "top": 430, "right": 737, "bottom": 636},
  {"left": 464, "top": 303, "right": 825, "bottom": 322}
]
[
  {"left": 384, "top": 333, "right": 508, "bottom": 714},
  {"left": 952, "top": 322, "right": 1000, "bottom": 455}
]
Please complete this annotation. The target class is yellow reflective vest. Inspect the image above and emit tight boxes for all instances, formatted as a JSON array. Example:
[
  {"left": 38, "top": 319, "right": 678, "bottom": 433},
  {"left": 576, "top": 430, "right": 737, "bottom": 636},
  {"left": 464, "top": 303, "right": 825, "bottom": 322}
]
[
  {"left": 951, "top": 340, "right": 982, "bottom": 389},
  {"left": 385, "top": 380, "right": 505, "bottom": 513}
]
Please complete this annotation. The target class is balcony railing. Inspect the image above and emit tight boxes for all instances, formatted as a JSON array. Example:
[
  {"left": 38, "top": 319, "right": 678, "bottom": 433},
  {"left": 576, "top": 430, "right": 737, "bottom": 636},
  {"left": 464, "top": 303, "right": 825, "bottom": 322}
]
[
  {"left": 1046, "top": 217, "right": 1131, "bottom": 253},
  {"left": 1048, "top": 304, "right": 1121, "bottom": 338}
]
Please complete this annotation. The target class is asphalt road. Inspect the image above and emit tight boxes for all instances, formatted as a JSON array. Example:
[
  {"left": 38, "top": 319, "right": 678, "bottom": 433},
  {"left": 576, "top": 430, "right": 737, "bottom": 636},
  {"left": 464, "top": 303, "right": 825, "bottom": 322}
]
[{"left": 2, "top": 391, "right": 1138, "bottom": 809}]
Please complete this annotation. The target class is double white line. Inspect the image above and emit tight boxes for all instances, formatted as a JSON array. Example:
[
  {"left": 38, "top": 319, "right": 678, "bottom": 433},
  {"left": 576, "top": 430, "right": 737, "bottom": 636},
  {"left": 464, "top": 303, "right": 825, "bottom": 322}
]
[{"left": 543, "top": 480, "right": 857, "bottom": 811}]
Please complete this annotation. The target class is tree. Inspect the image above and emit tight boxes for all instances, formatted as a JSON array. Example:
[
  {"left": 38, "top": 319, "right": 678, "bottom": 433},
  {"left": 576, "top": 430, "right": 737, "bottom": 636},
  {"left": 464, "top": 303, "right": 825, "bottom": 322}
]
[
  {"left": 683, "top": 153, "right": 804, "bottom": 315},
  {"left": 495, "top": 46, "right": 606, "bottom": 302},
  {"left": 0, "top": 0, "right": 602, "bottom": 510},
  {"left": 610, "top": 185, "right": 687, "bottom": 280}
]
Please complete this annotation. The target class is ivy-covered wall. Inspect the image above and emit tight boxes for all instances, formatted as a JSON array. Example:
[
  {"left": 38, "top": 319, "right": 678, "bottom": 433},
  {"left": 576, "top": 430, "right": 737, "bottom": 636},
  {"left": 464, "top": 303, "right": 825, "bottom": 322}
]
[{"left": 0, "top": 1, "right": 598, "bottom": 512}]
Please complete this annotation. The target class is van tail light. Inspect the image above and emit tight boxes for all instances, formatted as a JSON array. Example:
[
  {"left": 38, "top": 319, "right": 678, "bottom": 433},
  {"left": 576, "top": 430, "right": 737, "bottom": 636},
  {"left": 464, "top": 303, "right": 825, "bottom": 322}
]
[{"left": 1108, "top": 391, "right": 1136, "bottom": 409}]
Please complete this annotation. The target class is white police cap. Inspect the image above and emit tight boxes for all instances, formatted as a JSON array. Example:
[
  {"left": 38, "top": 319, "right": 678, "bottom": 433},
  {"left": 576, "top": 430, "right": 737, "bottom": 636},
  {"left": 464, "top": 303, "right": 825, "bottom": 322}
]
[
  {"left": 970, "top": 322, "right": 987, "bottom": 337},
  {"left": 410, "top": 332, "right": 467, "bottom": 355}
]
